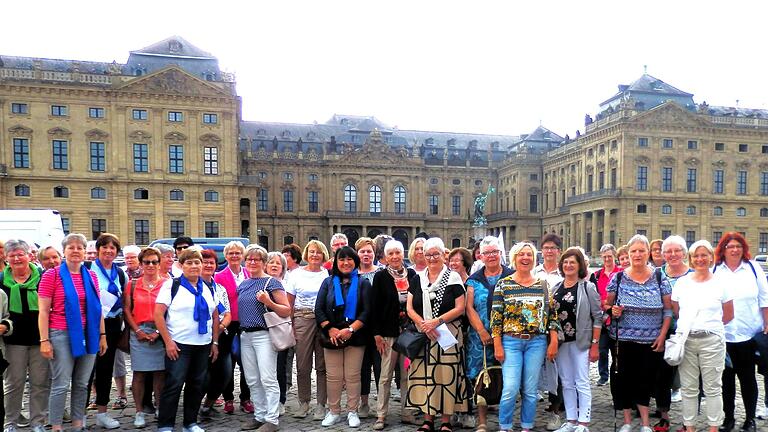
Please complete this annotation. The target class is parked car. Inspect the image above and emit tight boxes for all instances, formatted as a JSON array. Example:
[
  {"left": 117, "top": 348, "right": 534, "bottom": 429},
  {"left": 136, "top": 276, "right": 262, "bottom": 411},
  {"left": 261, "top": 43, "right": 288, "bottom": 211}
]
[
  {"left": 754, "top": 255, "right": 768, "bottom": 275},
  {"left": 148, "top": 237, "right": 250, "bottom": 266}
]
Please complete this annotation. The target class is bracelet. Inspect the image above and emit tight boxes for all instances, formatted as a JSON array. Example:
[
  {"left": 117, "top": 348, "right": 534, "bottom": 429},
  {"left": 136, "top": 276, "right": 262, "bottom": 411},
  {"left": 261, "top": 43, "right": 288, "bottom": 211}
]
[
  {"left": 212, "top": 341, "right": 219, "bottom": 346},
  {"left": 100, "top": 333, "right": 106, "bottom": 336},
  {"left": 39, "top": 339, "right": 50, "bottom": 343}
]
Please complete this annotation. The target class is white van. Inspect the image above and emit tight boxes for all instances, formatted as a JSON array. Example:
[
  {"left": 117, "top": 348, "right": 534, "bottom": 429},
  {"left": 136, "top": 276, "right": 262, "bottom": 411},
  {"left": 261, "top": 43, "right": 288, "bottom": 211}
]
[{"left": 0, "top": 209, "right": 65, "bottom": 249}]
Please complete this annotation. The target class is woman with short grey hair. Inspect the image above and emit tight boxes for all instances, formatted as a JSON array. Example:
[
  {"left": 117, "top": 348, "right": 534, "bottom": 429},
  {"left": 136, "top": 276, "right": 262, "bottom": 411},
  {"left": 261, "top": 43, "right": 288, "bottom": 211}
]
[
  {"left": 38, "top": 233, "right": 107, "bottom": 432},
  {"left": 2, "top": 239, "right": 40, "bottom": 432}
]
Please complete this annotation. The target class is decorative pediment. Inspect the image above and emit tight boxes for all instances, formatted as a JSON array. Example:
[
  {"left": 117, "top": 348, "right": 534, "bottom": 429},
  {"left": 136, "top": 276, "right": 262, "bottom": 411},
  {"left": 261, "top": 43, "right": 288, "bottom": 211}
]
[
  {"left": 569, "top": 178, "right": 577, "bottom": 187},
  {"left": 200, "top": 133, "right": 221, "bottom": 145},
  {"left": 336, "top": 129, "right": 418, "bottom": 167},
  {"left": 559, "top": 180, "right": 566, "bottom": 189},
  {"left": 608, "top": 157, "right": 618, "bottom": 168},
  {"left": 684, "top": 157, "right": 700, "bottom": 167},
  {"left": 634, "top": 155, "right": 651, "bottom": 164},
  {"left": 129, "top": 130, "right": 152, "bottom": 141},
  {"left": 585, "top": 165, "right": 594, "bottom": 174},
  {"left": 660, "top": 156, "right": 676, "bottom": 165},
  {"left": 596, "top": 161, "right": 606, "bottom": 170},
  {"left": 759, "top": 162, "right": 768, "bottom": 170},
  {"left": 736, "top": 160, "right": 751, "bottom": 169},
  {"left": 631, "top": 101, "right": 712, "bottom": 128},
  {"left": 47, "top": 127, "right": 71, "bottom": 137},
  {"left": 529, "top": 186, "right": 541, "bottom": 194},
  {"left": 164, "top": 132, "right": 187, "bottom": 142},
  {"left": 117, "top": 66, "right": 227, "bottom": 97},
  {"left": 85, "top": 129, "right": 109, "bottom": 140},
  {"left": 712, "top": 160, "right": 727, "bottom": 168},
  {"left": 8, "top": 125, "right": 32, "bottom": 137}
]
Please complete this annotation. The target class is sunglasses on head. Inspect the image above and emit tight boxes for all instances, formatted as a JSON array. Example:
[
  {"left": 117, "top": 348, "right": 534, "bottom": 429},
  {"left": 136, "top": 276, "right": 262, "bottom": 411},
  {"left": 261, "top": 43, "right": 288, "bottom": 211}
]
[
  {"left": 142, "top": 260, "right": 160, "bottom": 265},
  {"left": 175, "top": 245, "right": 189, "bottom": 251}
]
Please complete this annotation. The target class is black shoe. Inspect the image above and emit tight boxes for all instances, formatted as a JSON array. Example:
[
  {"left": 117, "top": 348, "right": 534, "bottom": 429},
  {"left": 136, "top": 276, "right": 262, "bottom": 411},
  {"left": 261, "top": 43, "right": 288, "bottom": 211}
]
[
  {"left": 739, "top": 419, "right": 756, "bottom": 432},
  {"left": 719, "top": 418, "right": 735, "bottom": 432}
]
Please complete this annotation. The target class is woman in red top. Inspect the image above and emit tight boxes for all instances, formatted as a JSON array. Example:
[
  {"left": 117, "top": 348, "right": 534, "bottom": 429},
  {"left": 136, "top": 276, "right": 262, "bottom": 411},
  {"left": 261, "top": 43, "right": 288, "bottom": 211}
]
[{"left": 123, "top": 247, "right": 167, "bottom": 428}]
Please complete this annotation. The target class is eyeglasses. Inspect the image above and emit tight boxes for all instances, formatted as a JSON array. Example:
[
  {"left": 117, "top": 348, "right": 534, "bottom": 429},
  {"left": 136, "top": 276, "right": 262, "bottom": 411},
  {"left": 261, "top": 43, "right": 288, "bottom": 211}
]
[
  {"left": 246, "top": 257, "right": 263, "bottom": 263},
  {"left": 542, "top": 246, "right": 559, "bottom": 252},
  {"left": 175, "top": 245, "right": 189, "bottom": 251},
  {"left": 725, "top": 244, "right": 743, "bottom": 250},
  {"left": 7, "top": 254, "right": 27, "bottom": 261},
  {"left": 481, "top": 250, "right": 500, "bottom": 257},
  {"left": 142, "top": 260, "right": 159, "bottom": 265},
  {"left": 424, "top": 253, "right": 442, "bottom": 260}
]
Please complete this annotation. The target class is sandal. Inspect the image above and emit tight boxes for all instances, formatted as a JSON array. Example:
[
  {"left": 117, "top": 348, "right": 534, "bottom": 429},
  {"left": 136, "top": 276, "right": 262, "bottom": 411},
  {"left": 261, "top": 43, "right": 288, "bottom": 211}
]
[
  {"left": 439, "top": 425, "right": 453, "bottom": 432},
  {"left": 417, "top": 420, "right": 435, "bottom": 432},
  {"left": 475, "top": 424, "right": 488, "bottom": 432},
  {"left": 373, "top": 418, "right": 387, "bottom": 430},
  {"left": 111, "top": 396, "right": 128, "bottom": 409}
]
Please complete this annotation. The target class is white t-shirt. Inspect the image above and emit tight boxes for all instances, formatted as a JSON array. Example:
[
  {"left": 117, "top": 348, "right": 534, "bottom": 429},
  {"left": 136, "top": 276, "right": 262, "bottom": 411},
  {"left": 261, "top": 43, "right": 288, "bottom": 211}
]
[
  {"left": 534, "top": 263, "right": 563, "bottom": 295},
  {"left": 714, "top": 261, "right": 768, "bottom": 343},
  {"left": 671, "top": 274, "right": 732, "bottom": 336},
  {"left": 284, "top": 267, "right": 329, "bottom": 310},
  {"left": 156, "top": 278, "right": 216, "bottom": 345}
]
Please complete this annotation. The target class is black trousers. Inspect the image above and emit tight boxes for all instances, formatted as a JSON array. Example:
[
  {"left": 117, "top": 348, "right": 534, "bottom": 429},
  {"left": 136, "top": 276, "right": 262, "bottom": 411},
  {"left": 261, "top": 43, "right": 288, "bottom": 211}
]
[
  {"left": 87, "top": 316, "right": 121, "bottom": 406},
  {"left": 277, "top": 349, "right": 288, "bottom": 404},
  {"left": 723, "top": 339, "right": 758, "bottom": 421},
  {"left": 158, "top": 343, "right": 210, "bottom": 428},
  {"left": 654, "top": 352, "right": 675, "bottom": 412},
  {"left": 205, "top": 330, "right": 233, "bottom": 402},
  {"left": 222, "top": 322, "right": 251, "bottom": 402},
  {"left": 611, "top": 340, "right": 661, "bottom": 409},
  {"left": 360, "top": 340, "right": 381, "bottom": 397}
]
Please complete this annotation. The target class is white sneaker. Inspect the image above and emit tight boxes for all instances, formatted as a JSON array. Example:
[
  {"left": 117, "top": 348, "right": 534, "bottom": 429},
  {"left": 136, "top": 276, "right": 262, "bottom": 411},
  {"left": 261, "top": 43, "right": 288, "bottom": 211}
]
[
  {"left": 183, "top": 425, "right": 205, "bottom": 432},
  {"left": 756, "top": 405, "right": 768, "bottom": 419},
  {"left": 546, "top": 412, "right": 562, "bottom": 431},
  {"left": 95, "top": 413, "right": 120, "bottom": 429},
  {"left": 348, "top": 412, "right": 361, "bottom": 428},
  {"left": 134, "top": 412, "right": 146, "bottom": 428},
  {"left": 462, "top": 414, "right": 476, "bottom": 428},
  {"left": 670, "top": 389, "right": 682, "bottom": 403},
  {"left": 618, "top": 424, "right": 633, "bottom": 432},
  {"left": 279, "top": 403, "right": 286, "bottom": 415},
  {"left": 574, "top": 426, "right": 590, "bottom": 432},
  {"left": 321, "top": 411, "right": 341, "bottom": 427},
  {"left": 639, "top": 426, "right": 653, "bottom": 432},
  {"left": 554, "top": 423, "right": 578, "bottom": 432}
]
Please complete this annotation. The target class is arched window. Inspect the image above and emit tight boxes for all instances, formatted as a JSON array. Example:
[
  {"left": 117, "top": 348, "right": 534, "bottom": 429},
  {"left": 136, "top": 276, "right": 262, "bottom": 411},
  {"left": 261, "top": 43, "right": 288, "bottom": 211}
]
[
  {"left": 90, "top": 187, "right": 106, "bottom": 199},
  {"left": 661, "top": 204, "right": 672, "bottom": 215},
  {"left": 713, "top": 206, "right": 723, "bottom": 216},
  {"left": 394, "top": 185, "right": 407, "bottom": 213},
  {"left": 133, "top": 188, "right": 149, "bottom": 200},
  {"left": 169, "top": 189, "right": 184, "bottom": 201},
  {"left": 736, "top": 207, "right": 747, "bottom": 217},
  {"left": 14, "top": 184, "right": 30, "bottom": 197},
  {"left": 204, "top": 190, "right": 219, "bottom": 202},
  {"left": 369, "top": 185, "right": 382, "bottom": 214},
  {"left": 685, "top": 205, "right": 696, "bottom": 215},
  {"left": 344, "top": 184, "right": 357, "bottom": 213},
  {"left": 53, "top": 186, "right": 69, "bottom": 198}
]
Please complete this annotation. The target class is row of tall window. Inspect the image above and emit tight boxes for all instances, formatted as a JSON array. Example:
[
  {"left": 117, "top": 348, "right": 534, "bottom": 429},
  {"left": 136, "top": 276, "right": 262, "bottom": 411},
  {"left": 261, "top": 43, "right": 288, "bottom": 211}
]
[
  {"left": 343, "top": 184, "right": 407, "bottom": 214},
  {"left": 636, "top": 137, "right": 768, "bottom": 154},
  {"left": 635, "top": 203, "right": 766, "bottom": 217},
  {"left": 84, "top": 218, "right": 217, "bottom": 244},
  {"left": 10, "top": 102, "right": 219, "bottom": 125},
  {"left": 12, "top": 139, "right": 219, "bottom": 175},
  {"left": 636, "top": 166, "right": 759, "bottom": 195},
  {"left": 13, "top": 184, "right": 221, "bottom": 202}
]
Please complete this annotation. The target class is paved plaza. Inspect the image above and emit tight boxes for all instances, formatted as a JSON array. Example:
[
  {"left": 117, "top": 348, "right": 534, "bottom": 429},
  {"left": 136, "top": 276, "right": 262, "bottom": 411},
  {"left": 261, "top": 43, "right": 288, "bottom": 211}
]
[{"left": 36, "top": 362, "right": 766, "bottom": 431}]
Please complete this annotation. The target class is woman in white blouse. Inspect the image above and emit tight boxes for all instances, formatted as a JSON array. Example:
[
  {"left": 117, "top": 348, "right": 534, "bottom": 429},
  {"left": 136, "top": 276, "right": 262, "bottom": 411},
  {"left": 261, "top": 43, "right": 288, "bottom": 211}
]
[{"left": 671, "top": 240, "right": 733, "bottom": 432}]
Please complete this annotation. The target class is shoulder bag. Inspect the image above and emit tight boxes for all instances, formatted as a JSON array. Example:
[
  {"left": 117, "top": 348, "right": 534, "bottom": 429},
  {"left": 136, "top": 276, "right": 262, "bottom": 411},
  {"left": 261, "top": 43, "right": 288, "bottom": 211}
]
[
  {"left": 262, "top": 277, "right": 296, "bottom": 351},
  {"left": 474, "top": 345, "right": 502, "bottom": 406},
  {"left": 393, "top": 323, "right": 428, "bottom": 359},
  {"left": 117, "top": 279, "right": 137, "bottom": 353}
]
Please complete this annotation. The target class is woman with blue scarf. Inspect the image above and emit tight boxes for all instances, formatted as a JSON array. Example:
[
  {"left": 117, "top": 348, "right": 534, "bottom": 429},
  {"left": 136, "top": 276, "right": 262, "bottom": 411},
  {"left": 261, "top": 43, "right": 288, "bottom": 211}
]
[
  {"left": 38, "top": 233, "right": 107, "bottom": 432},
  {"left": 154, "top": 248, "right": 220, "bottom": 432},
  {"left": 315, "top": 246, "right": 372, "bottom": 428}
]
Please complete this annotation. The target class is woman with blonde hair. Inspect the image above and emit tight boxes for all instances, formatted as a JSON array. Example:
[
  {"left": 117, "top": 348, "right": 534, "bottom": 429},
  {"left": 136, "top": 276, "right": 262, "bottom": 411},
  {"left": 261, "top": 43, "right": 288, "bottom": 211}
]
[
  {"left": 287, "top": 240, "right": 331, "bottom": 420},
  {"left": 408, "top": 238, "right": 428, "bottom": 273}
]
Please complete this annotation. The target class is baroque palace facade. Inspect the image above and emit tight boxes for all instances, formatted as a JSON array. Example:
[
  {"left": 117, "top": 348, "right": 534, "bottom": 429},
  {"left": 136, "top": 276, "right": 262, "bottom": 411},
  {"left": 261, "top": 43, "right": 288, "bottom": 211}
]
[{"left": 3, "top": 37, "right": 768, "bottom": 254}]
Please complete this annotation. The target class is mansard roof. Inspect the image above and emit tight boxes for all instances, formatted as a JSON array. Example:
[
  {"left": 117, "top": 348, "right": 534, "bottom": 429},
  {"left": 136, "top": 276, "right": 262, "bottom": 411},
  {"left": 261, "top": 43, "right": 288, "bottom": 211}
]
[
  {"left": 599, "top": 74, "right": 695, "bottom": 114},
  {"left": 130, "top": 36, "right": 216, "bottom": 59}
]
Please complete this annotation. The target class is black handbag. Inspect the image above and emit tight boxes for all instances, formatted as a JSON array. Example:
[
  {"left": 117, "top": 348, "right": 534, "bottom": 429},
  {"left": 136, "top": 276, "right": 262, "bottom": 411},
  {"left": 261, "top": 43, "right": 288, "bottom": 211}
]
[
  {"left": 393, "top": 324, "right": 428, "bottom": 359},
  {"left": 474, "top": 345, "right": 502, "bottom": 406}
]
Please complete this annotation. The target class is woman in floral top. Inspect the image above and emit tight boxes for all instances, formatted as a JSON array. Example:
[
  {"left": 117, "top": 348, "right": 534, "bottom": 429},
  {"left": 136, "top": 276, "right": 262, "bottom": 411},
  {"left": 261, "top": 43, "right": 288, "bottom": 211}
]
[{"left": 491, "top": 242, "right": 559, "bottom": 432}]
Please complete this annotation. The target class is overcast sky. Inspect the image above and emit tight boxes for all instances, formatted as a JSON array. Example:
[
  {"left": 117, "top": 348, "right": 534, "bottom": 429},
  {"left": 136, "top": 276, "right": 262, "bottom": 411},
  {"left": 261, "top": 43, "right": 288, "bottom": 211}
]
[{"left": 3, "top": 1, "right": 767, "bottom": 137}]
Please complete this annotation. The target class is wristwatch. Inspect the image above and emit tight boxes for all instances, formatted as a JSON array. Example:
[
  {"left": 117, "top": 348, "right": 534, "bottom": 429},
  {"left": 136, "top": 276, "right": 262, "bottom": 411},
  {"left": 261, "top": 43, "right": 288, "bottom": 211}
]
[
  {"left": 591, "top": 338, "right": 599, "bottom": 344},
  {"left": 348, "top": 326, "right": 355, "bottom": 333}
]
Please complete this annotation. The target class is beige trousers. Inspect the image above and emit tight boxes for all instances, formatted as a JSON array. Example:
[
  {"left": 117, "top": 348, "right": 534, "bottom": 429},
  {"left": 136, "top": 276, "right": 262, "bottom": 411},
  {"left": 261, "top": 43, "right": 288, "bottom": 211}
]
[
  {"left": 323, "top": 345, "right": 365, "bottom": 413},
  {"left": 679, "top": 333, "right": 726, "bottom": 427},
  {"left": 4, "top": 344, "right": 51, "bottom": 427},
  {"left": 376, "top": 336, "right": 410, "bottom": 418},
  {"left": 293, "top": 312, "right": 327, "bottom": 405}
]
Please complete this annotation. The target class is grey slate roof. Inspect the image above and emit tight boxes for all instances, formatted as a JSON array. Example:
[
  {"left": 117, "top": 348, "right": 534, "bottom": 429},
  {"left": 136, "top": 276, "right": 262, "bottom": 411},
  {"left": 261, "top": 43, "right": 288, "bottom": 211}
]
[
  {"left": 130, "top": 36, "right": 215, "bottom": 59},
  {"left": 706, "top": 106, "right": 768, "bottom": 118},
  {"left": 0, "top": 55, "right": 120, "bottom": 74},
  {"left": 597, "top": 74, "right": 696, "bottom": 117}
]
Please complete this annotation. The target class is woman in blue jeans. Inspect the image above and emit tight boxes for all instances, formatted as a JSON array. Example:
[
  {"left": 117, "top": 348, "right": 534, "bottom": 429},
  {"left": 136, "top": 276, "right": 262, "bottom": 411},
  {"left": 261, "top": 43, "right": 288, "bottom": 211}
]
[{"left": 491, "top": 242, "right": 559, "bottom": 432}]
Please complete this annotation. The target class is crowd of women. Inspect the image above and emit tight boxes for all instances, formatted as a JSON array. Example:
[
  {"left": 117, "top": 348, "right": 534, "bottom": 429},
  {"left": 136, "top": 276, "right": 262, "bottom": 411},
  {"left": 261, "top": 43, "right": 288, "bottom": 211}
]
[{"left": 0, "top": 229, "right": 766, "bottom": 432}]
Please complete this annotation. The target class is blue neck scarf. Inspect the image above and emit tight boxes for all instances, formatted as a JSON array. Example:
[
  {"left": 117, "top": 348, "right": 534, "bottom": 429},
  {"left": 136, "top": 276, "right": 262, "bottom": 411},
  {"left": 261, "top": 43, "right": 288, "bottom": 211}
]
[
  {"left": 94, "top": 259, "right": 122, "bottom": 313},
  {"left": 333, "top": 269, "right": 359, "bottom": 321},
  {"left": 204, "top": 279, "right": 226, "bottom": 315},
  {"left": 179, "top": 275, "right": 210, "bottom": 334},
  {"left": 59, "top": 264, "right": 102, "bottom": 358}
]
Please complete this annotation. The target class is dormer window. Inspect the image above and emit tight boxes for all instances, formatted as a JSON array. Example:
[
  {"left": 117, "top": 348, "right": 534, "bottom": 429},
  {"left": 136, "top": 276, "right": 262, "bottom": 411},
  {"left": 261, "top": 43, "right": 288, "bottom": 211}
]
[{"left": 169, "top": 40, "right": 182, "bottom": 54}]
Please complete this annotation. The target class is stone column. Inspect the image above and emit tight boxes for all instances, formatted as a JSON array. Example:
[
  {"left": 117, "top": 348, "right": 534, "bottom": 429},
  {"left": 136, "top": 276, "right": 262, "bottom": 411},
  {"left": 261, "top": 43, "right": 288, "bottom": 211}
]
[
  {"left": 590, "top": 211, "right": 599, "bottom": 254},
  {"left": 249, "top": 193, "right": 258, "bottom": 243},
  {"left": 569, "top": 213, "right": 577, "bottom": 248},
  {"left": 580, "top": 213, "right": 588, "bottom": 248}
]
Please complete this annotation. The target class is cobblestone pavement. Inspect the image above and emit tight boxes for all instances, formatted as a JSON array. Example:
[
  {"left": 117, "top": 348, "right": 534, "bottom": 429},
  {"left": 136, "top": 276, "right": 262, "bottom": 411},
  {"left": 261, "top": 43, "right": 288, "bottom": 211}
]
[{"left": 26, "top": 363, "right": 767, "bottom": 431}]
